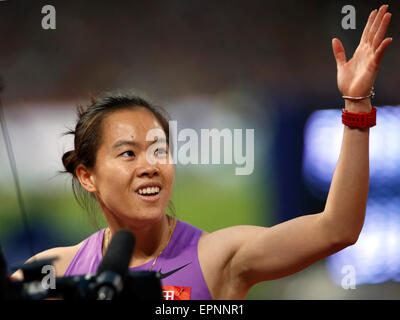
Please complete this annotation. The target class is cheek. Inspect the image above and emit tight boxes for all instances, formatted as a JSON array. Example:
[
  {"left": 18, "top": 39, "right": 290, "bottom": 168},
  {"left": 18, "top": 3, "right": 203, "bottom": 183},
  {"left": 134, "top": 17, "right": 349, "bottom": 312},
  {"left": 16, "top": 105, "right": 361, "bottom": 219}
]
[
  {"left": 94, "top": 162, "right": 131, "bottom": 195},
  {"left": 163, "top": 164, "right": 175, "bottom": 186},
  {"left": 161, "top": 164, "right": 175, "bottom": 196}
]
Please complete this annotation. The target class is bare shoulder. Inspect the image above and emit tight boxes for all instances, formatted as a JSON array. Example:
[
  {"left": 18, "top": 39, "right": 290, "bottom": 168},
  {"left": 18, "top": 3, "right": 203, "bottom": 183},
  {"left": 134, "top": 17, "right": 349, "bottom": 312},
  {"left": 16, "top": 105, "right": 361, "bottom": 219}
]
[
  {"left": 199, "top": 225, "right": 266, "bottom": 254},
  {"left": 11, "top": 241, "right": 84, "bottom": 280}
]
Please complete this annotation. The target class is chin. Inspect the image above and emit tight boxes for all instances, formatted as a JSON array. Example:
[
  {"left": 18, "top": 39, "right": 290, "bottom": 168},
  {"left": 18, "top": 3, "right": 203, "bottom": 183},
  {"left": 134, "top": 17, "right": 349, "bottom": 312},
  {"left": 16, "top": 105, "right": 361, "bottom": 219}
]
[{"left": 127, "top": 206, "right": 166, "bottom": 224}]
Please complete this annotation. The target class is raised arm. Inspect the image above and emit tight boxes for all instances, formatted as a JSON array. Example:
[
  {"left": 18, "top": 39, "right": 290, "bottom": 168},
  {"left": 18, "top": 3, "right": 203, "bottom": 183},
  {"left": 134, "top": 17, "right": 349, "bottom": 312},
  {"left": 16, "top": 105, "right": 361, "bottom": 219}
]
[
  {"left": 200, "top": 5, "right": 392, "bottom": 299},
  {"left": 325, "top": 5, "right": 391, "bottom": 237}
]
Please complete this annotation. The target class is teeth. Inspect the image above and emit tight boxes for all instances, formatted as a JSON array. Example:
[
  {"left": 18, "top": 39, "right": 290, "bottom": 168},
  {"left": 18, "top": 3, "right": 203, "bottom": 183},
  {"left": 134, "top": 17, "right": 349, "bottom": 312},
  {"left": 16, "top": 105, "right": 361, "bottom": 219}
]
[{"left": 138, "top": 186, "right": 160, "bottom": 195}]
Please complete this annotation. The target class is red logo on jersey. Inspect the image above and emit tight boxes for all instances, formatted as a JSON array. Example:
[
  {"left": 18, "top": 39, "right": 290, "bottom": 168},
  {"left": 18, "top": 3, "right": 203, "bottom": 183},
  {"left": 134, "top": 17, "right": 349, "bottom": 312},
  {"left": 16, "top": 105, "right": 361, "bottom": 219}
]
[{"left": 162, "top": 286, "right": 191, "bottom": 300}]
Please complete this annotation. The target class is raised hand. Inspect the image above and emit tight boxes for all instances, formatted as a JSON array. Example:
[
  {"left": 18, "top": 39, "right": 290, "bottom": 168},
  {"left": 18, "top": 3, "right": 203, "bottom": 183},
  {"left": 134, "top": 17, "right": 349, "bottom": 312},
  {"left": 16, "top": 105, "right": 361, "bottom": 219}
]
[{"left": 332, "top": 5, "right": 392, "bottom": 99}]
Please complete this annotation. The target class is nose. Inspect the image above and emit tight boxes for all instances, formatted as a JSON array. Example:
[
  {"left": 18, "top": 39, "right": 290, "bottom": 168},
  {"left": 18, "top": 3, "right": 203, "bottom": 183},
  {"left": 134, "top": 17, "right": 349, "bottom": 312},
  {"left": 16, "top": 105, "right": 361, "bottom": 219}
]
[{"left": 136, "top": 156, "right": 159, "bottom": 178}]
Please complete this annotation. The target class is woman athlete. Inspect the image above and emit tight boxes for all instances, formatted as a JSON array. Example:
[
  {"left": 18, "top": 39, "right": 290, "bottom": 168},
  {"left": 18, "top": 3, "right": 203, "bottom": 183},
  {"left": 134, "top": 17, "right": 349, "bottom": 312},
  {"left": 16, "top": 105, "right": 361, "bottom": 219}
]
[{"left": 13, "top": 5, "right": 392, "bottom": 300}]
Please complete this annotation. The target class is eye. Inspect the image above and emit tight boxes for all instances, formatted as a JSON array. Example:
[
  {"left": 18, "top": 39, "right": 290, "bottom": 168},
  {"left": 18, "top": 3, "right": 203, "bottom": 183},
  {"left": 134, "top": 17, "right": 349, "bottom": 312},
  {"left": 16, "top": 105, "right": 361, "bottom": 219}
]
[
  {"left": 155, "top": 147, "right": 167, "bottom": 156},
  {"left": 120, "top": 150, "right": 135, "bottom": 158}
]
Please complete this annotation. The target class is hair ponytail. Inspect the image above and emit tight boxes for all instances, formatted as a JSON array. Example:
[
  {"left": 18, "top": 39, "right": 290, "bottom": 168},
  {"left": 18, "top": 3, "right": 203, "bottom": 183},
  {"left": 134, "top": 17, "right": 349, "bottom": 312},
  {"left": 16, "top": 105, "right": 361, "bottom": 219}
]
[{"left": 62, "top": 149, "right": 78, "bottom": 176}]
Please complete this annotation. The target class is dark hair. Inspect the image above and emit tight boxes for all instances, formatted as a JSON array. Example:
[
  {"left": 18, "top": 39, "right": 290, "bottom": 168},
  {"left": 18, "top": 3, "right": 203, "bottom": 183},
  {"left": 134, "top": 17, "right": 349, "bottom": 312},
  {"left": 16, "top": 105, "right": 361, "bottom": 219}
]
[{"left": 61, "top": 90, "right": 175, "bottom": 229}]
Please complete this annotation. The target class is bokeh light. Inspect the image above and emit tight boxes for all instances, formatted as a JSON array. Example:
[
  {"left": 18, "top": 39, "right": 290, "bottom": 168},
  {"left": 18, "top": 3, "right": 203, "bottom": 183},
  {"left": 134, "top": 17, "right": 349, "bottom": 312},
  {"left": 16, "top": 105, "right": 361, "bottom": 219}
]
[{"left": 302, "top": 106, "right": 400, "bottom": 285}]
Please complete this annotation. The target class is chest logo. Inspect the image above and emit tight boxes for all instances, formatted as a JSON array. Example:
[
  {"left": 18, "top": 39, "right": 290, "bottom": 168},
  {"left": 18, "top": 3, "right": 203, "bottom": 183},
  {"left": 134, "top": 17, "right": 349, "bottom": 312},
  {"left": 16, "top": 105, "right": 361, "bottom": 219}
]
[{"left": 158, "top": 262, "right": 191, "bottom": 279}]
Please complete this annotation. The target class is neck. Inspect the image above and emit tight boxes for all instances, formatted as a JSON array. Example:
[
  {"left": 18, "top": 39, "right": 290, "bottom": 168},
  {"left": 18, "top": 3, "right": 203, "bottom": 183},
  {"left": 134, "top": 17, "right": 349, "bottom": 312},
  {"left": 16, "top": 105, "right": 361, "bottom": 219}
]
[{"left": 102, "top": 213, "right": 175, "bottom": 268}]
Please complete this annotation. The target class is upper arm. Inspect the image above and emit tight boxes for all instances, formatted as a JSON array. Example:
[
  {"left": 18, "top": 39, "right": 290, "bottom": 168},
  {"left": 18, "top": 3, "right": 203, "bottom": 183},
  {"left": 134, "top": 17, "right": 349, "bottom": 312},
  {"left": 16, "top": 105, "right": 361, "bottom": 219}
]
[
  {"left": 11, "top": 244, "right": 82, "bottom": 280},
  {"left": 231, "top": 213, "right": 354, "bottom": 288},
  {"left": 200, "top": 212, "right": 352, "bottom": 297}
]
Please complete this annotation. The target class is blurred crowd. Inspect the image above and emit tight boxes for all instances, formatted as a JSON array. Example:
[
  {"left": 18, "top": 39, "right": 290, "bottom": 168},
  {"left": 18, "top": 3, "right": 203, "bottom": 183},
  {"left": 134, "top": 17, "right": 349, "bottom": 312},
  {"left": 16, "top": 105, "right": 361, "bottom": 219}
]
[{"left": 1, "top": 0, "right": 399, "bottom": 107}]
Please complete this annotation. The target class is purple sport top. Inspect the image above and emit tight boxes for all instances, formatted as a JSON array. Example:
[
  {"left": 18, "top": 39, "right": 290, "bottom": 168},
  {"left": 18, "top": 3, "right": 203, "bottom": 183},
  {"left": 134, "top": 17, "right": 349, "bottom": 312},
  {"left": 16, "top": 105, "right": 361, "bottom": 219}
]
[{"left": 64, "top": 219, "right": 213, "bottom": 300}]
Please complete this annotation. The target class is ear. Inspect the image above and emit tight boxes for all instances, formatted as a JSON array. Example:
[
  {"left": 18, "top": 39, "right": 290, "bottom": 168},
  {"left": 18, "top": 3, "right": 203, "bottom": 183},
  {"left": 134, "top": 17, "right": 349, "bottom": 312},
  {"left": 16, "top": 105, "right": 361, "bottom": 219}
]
[{"left": 75, "top": 164, "right": 97, "bottom": 193}]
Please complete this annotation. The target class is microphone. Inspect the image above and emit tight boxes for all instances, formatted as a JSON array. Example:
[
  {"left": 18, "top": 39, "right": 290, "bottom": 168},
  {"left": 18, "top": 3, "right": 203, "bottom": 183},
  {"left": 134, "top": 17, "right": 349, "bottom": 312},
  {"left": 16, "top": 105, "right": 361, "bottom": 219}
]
[
  {"left": 95, "top": 229, "right": 135, "bottom": 300},
  {"left": 3, "top": 230, "right": 162, "bottom": 300}
]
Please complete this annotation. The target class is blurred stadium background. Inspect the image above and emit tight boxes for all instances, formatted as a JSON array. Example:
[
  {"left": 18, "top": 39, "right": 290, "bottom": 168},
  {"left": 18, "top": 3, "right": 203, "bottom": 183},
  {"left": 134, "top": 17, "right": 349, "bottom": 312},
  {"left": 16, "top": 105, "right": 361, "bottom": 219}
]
[{"left": 1, "top": 0, "right": 400, "bottom": 299}]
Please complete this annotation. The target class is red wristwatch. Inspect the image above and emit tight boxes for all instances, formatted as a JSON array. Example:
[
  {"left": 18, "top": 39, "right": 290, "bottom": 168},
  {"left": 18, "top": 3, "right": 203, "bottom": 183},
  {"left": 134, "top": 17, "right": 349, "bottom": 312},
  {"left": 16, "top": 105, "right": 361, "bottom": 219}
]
[{"left": 342, "top": 106, "right": 377, "bottom": 128}]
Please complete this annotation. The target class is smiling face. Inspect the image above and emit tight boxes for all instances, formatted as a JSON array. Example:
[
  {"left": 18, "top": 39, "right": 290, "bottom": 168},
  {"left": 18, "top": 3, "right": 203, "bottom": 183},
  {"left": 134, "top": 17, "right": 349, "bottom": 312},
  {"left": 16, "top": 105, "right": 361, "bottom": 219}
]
[{"left": 83, "top": 107, "right": 175, "bottom": 226}]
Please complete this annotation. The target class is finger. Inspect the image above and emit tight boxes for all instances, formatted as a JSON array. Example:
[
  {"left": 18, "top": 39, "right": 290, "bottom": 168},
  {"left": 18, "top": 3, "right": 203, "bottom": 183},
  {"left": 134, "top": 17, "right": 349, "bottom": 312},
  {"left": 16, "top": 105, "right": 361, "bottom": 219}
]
[
  {"left": 368, "top": 5, "right": 389, "bottom": 44},
  {"left": 360, "top": 9, "right": 378, "bottom": 44},
  {"left": 372, "top": 13, "right": 392, "bottom": 50},
  {"left": 332, "top": 38, "right": 347, "bottom": 68},
  {"left": 375, "top": 37, "right": 392, "bottom": 66}
]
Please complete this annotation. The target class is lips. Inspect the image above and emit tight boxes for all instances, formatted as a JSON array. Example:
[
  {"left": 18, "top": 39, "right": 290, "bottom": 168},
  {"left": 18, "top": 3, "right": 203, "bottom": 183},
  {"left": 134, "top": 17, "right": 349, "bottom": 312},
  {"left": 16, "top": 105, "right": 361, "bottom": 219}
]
[
  {"left": 135, "top": 181, "right": 162, "bottom": 203},
  {"left": 135, "top": 191, "right": 161, "bottom": 203},
  {"left": 135, "top": 181, "right": 162, "bottom": 193}
]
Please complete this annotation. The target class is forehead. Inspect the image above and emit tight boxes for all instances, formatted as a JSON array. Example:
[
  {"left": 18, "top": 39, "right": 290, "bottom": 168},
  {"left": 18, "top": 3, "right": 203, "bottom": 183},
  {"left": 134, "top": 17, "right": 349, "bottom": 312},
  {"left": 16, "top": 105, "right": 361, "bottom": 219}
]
[{"left": 101, "top": 107, "right": 164, "bottom": 144}]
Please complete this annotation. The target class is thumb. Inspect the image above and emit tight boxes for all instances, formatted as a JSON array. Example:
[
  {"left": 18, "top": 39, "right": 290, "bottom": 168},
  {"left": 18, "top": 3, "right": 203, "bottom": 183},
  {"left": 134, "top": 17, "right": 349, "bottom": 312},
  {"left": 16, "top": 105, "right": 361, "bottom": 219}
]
[{"left": 332, "top": 38, "right": 347, "bottom": 68}]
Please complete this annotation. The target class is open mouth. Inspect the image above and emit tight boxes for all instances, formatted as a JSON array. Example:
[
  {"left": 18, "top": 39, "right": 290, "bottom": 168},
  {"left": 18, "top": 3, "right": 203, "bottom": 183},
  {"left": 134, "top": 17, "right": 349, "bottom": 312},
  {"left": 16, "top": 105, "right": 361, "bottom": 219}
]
[
  {"left": 135, "top": 186, "right": 161, "bottom": 202},
  {"left": 137, "top": 186, "right": 160, "bottom": 196}
]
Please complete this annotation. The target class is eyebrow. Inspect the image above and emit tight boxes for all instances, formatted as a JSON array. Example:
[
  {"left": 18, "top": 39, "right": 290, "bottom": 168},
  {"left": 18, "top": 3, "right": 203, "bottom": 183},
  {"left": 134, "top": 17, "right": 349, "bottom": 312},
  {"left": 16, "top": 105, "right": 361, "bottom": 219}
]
[{"left": 111, "top": 137, "right": 167, "bottom": 149}]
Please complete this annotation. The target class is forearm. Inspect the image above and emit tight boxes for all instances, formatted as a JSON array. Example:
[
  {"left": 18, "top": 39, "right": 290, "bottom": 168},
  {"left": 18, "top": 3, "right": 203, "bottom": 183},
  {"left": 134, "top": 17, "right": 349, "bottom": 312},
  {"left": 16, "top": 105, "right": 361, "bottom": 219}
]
[{"left": 323, "top": 99, "right": 372, "bottom": 243}]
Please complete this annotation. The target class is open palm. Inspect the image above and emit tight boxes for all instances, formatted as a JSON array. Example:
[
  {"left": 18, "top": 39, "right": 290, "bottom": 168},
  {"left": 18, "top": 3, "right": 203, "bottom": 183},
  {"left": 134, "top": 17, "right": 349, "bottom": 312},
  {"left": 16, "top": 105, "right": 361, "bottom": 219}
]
[{"left": 332, "top": 5, "right": 392, "bottom": 98}]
